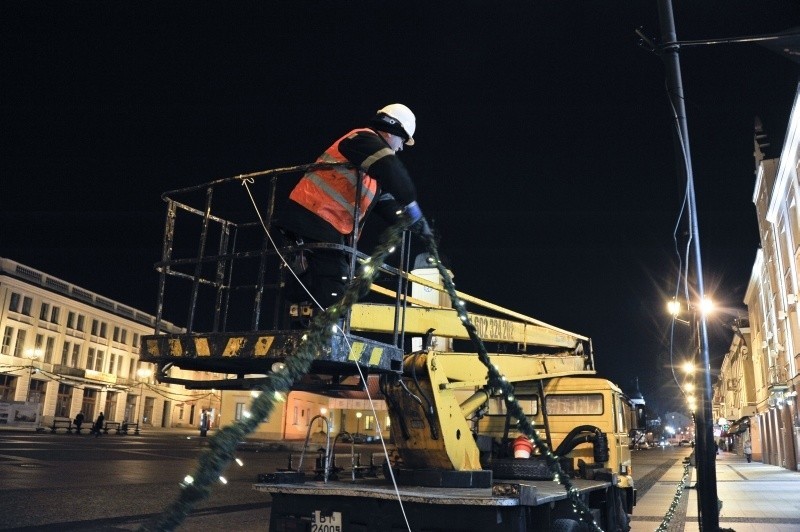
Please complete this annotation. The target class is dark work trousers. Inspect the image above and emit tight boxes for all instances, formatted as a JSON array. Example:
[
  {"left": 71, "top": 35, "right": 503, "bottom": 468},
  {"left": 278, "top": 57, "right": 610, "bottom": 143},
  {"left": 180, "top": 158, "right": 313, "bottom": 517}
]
[{"left": 291, "top": 247, "right": 350, "bottom": 310}]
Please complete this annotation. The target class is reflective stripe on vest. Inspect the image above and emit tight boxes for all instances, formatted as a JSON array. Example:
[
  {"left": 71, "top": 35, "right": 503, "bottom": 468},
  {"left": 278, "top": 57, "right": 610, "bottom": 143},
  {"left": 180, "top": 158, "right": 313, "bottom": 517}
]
[{"left": 290, "top": 128, "right": 380, "bottom": 234}]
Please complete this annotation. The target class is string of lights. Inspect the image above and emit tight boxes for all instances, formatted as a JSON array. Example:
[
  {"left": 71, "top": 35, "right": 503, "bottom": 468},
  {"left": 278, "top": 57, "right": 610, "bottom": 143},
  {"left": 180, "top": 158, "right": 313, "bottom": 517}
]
[
  {"left": 424, "top": 236, "right": 604, "bottom": 531},
  {"left": 139, "top": 171, "right": 603, "bottom": 530},
  {"left": 655, "top": 460, "right": 692, "bottom": 532},
  {"left": 138, "top": 215, "right": 408, "bottom": 531}
]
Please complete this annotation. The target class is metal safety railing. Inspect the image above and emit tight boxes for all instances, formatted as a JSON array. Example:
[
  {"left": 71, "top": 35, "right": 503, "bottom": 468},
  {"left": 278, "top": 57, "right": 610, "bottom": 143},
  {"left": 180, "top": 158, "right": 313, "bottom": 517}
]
[{"left": 151, "top": 164, "right": 414, "bottom": 342}]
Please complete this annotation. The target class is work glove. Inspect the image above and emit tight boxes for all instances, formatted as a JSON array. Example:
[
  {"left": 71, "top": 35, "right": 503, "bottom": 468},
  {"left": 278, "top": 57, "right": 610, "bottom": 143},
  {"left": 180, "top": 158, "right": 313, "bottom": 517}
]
[
  {"left": 411, "top": 217, "right": 434, "bottom": 239},
  {"left": 403, "top": 201, "right": 434, "bottom": 240}
]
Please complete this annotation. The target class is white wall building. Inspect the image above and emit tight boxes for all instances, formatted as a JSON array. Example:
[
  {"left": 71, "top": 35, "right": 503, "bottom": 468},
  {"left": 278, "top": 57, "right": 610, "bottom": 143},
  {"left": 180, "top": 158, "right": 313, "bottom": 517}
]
[
  {"left": 0, "top": 257, "right": 219, "bottom": 431},
  {"left": 738, "top": 82, "right": 800, "bottom": 470}
]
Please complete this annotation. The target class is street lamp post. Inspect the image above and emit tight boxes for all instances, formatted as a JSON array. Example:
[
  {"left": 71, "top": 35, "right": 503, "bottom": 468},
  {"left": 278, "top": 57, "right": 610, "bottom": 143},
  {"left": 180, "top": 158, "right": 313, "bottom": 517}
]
[
  {"left": 669, "top": 299, "right": 719, "bottom": 530},
  {"left": 355, "top": 411, "right": 362, "bottom": 437},
  {"left": 656, "top": 0, "right": 720, "bottom": 527},
  {"left": 135, "top": 368, "right": 153, "bottom": 435}
]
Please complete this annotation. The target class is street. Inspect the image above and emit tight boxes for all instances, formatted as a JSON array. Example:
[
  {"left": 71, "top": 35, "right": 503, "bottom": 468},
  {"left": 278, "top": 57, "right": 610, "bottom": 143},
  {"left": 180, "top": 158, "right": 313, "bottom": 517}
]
[
  {"left": 0, "top": 433, "right": 714, "bottom": 531},
  {"left": 0, "top": 429, "right": 285, "bottom": 531}
]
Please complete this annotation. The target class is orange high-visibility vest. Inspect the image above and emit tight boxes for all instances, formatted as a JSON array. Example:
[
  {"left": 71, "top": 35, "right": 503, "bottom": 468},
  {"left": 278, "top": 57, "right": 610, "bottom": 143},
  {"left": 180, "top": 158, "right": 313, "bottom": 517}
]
[{"left": 289, "top": 128, "right": 379, "bottom": 235}]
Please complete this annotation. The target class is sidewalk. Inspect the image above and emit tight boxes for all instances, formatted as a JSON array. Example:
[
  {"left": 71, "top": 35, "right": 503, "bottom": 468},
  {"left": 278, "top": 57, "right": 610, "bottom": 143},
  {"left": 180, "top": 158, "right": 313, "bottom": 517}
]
[{"left": 632, "top": 451, "right": 800, "bottom": 531}]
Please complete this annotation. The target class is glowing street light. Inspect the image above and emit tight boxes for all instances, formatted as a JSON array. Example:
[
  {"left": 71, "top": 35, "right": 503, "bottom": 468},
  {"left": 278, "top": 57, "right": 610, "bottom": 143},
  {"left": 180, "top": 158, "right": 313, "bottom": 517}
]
[
  {"left": 355, "top": 411, "right": 363, "bottom": 437},
  {"left": 699, "top": 296, "right": 714, "bottom": 316},
  {"left": 666, "top": 294, "right": 719, "bottom": 529},
  {"left": 667, "top": 299, "right": 681, "bottom": 317}
]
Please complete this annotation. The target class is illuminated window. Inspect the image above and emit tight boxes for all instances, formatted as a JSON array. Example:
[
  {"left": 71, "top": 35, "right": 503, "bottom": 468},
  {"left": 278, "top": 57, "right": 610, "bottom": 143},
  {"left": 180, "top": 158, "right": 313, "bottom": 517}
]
[{"left": 486, "top": 394, "right": 539, "bottom": 416}]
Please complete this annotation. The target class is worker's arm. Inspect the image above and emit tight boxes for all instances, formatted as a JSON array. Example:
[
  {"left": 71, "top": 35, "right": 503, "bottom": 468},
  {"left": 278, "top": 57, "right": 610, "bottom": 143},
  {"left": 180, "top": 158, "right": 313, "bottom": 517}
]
[{"left": 339, "top": 129, "right": 417, "bottom": 207}]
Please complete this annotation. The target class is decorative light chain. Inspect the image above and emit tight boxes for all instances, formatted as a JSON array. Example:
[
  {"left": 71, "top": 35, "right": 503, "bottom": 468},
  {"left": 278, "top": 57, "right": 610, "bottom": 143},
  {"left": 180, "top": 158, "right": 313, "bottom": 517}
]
[
  {"left": 142, "top": 215, "right": 603, "bottom": 530},
  {"left": 139, "top": 220, "right": 407, "bottom": 531},
  {"left": 423, "top": 238, "right": 604, "bottom": 532},
  {"left": 655, "top": 459, "right": 691, "bottom": 532}
]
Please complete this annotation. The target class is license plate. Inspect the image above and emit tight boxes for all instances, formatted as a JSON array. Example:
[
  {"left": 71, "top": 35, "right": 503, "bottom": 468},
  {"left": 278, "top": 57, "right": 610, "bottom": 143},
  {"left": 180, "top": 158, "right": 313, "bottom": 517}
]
[{"left": 312, "top": 510, "right": 342, "bottom": 532}]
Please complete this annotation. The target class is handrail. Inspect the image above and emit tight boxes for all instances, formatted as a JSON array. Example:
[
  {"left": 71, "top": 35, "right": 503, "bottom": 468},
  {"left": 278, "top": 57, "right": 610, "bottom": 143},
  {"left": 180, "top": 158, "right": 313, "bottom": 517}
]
[{"left": 299, "top": 414, "right": 332, "bottom": 483}]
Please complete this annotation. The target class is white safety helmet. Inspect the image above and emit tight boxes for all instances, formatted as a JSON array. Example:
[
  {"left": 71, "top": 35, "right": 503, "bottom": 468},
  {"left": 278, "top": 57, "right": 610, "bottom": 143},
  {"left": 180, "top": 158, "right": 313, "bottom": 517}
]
[{"left": 372, "top": 103, "right": 416, "bottom": 146}]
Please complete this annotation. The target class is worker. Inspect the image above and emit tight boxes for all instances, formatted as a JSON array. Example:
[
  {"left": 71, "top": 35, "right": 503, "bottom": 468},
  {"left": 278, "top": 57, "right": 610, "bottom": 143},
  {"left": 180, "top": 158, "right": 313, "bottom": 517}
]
[{"left": 280, "top": 103, "right": 433, "bottom": 312}]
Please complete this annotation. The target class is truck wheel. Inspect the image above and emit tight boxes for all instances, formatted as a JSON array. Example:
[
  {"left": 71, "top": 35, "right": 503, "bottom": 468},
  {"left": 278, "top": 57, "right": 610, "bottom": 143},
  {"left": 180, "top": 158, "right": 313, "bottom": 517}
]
[{"left": 551, "top": 518, "right": 586, "bottom": 532}]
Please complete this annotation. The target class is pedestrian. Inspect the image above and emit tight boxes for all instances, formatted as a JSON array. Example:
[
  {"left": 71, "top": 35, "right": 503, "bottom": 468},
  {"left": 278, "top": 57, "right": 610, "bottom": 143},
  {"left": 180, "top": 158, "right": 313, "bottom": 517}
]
[
  {"left": 73, "top": 411, "right": 85, "bottom": 434},
  {"left": 280, "top": 103, "right": 433, "bottom": 316},
  {"left": 744, "top": 440, "right": 753, "bottom": 463},
  {"left": 92, "top": 412, "right": 105, "bottom": 437},
  {"left": 199, "top": 409, "right": 208, "bottom": 437}
]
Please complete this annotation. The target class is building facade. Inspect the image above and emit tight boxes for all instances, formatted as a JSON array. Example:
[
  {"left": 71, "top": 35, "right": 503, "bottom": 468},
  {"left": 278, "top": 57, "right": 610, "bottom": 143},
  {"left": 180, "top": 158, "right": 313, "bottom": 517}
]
[
  {"left": 0, "top": 258, "right": 220, "bottom": 430},
  {"left": 722, "top": 82, "right": 800, "bottom": 471},
  {"left": 0, "top": 257, "right": 383, "bottom": 441},
  {"left": 712, "top": 322, "right": 760, "bottom": 459}
]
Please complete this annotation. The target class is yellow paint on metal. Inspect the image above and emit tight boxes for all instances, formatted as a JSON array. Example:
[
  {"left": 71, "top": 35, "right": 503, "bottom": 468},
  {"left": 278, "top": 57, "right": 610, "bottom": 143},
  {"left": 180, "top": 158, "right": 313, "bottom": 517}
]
[
  {"left": 254, "top": 336, "right": 275, "bottom": 357},
  {"left": 368, "top": 347, "right": 383, "bottom": 366},
  {"left": 348, "top": 341, "right": 366, "bottom": 362},
  {"left": 349, "top": 304, "right": 581, "bottom": 348},
  {"left": 369, "top": 284, "right": 448, "bottom": 308},
  {"left": 146, "top": 339, "right": 160, "bottom": 356},
  {"left": 168, "top": 339, "right": 183, "bottom": 357},
  {"left": 222, "top": 337, "right": 246, "bottom": 357},
  {"left": 194, "top": 337, "right": 211, "bottom": 357}
]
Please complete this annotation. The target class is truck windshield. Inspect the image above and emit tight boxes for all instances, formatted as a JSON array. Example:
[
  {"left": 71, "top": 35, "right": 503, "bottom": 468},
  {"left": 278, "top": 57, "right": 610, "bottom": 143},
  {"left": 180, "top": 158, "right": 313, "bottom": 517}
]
[
  {"left": 486, "top": 394, "right": 539, "bottom": 416},
  {"left": 545, "top": 394, "right": 604, "bottom": 416}
]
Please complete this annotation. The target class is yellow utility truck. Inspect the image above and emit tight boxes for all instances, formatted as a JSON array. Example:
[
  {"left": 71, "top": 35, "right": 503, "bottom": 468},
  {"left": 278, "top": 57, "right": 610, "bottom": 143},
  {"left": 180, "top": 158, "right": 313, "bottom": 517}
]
[{"left": 140, "top": 169, "right": 639, "bottom": 531}]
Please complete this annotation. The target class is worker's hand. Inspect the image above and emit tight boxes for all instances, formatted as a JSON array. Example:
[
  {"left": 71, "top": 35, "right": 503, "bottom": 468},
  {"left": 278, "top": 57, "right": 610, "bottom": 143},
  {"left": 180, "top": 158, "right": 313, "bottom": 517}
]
[
  {"left": 403, "top": 201, "right": 434, "bottom": 240},
  {"left": 411, "top": 217, "right": 434, "bottom": 240},
  {"left": 403, "top": 201, "right": 423, "bottom": 224}
]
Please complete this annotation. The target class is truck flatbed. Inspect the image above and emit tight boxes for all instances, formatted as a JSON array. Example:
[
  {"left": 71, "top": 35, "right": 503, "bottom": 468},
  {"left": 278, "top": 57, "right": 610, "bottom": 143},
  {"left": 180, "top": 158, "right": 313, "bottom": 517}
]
[
  {"left": 256, "top": 478, "right": 613, "bottom": 531},
  {"left": 254, "top": 477, "right": 611, "bottom": 507}
]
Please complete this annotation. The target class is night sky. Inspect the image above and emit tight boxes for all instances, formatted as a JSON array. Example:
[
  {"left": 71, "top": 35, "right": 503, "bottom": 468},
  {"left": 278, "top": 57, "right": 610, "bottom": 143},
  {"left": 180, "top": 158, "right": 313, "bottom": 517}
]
[{"left": 3, "top": 2, "right": 799, "bottom": 415}]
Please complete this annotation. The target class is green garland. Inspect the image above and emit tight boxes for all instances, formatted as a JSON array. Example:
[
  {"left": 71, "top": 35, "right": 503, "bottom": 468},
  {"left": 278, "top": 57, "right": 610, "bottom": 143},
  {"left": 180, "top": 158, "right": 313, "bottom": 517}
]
[
  {"left": 424, "top": 238, "right": 604, "bottom": 531},
  {"left": 139, "top": 220, "right": 406, "bottom": 531},
  {"left": 141, "top": 218, "right": 604, "bottom": 530},
  {"left": 655, "top": 459, "right": 692, "bottom": 532}
]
